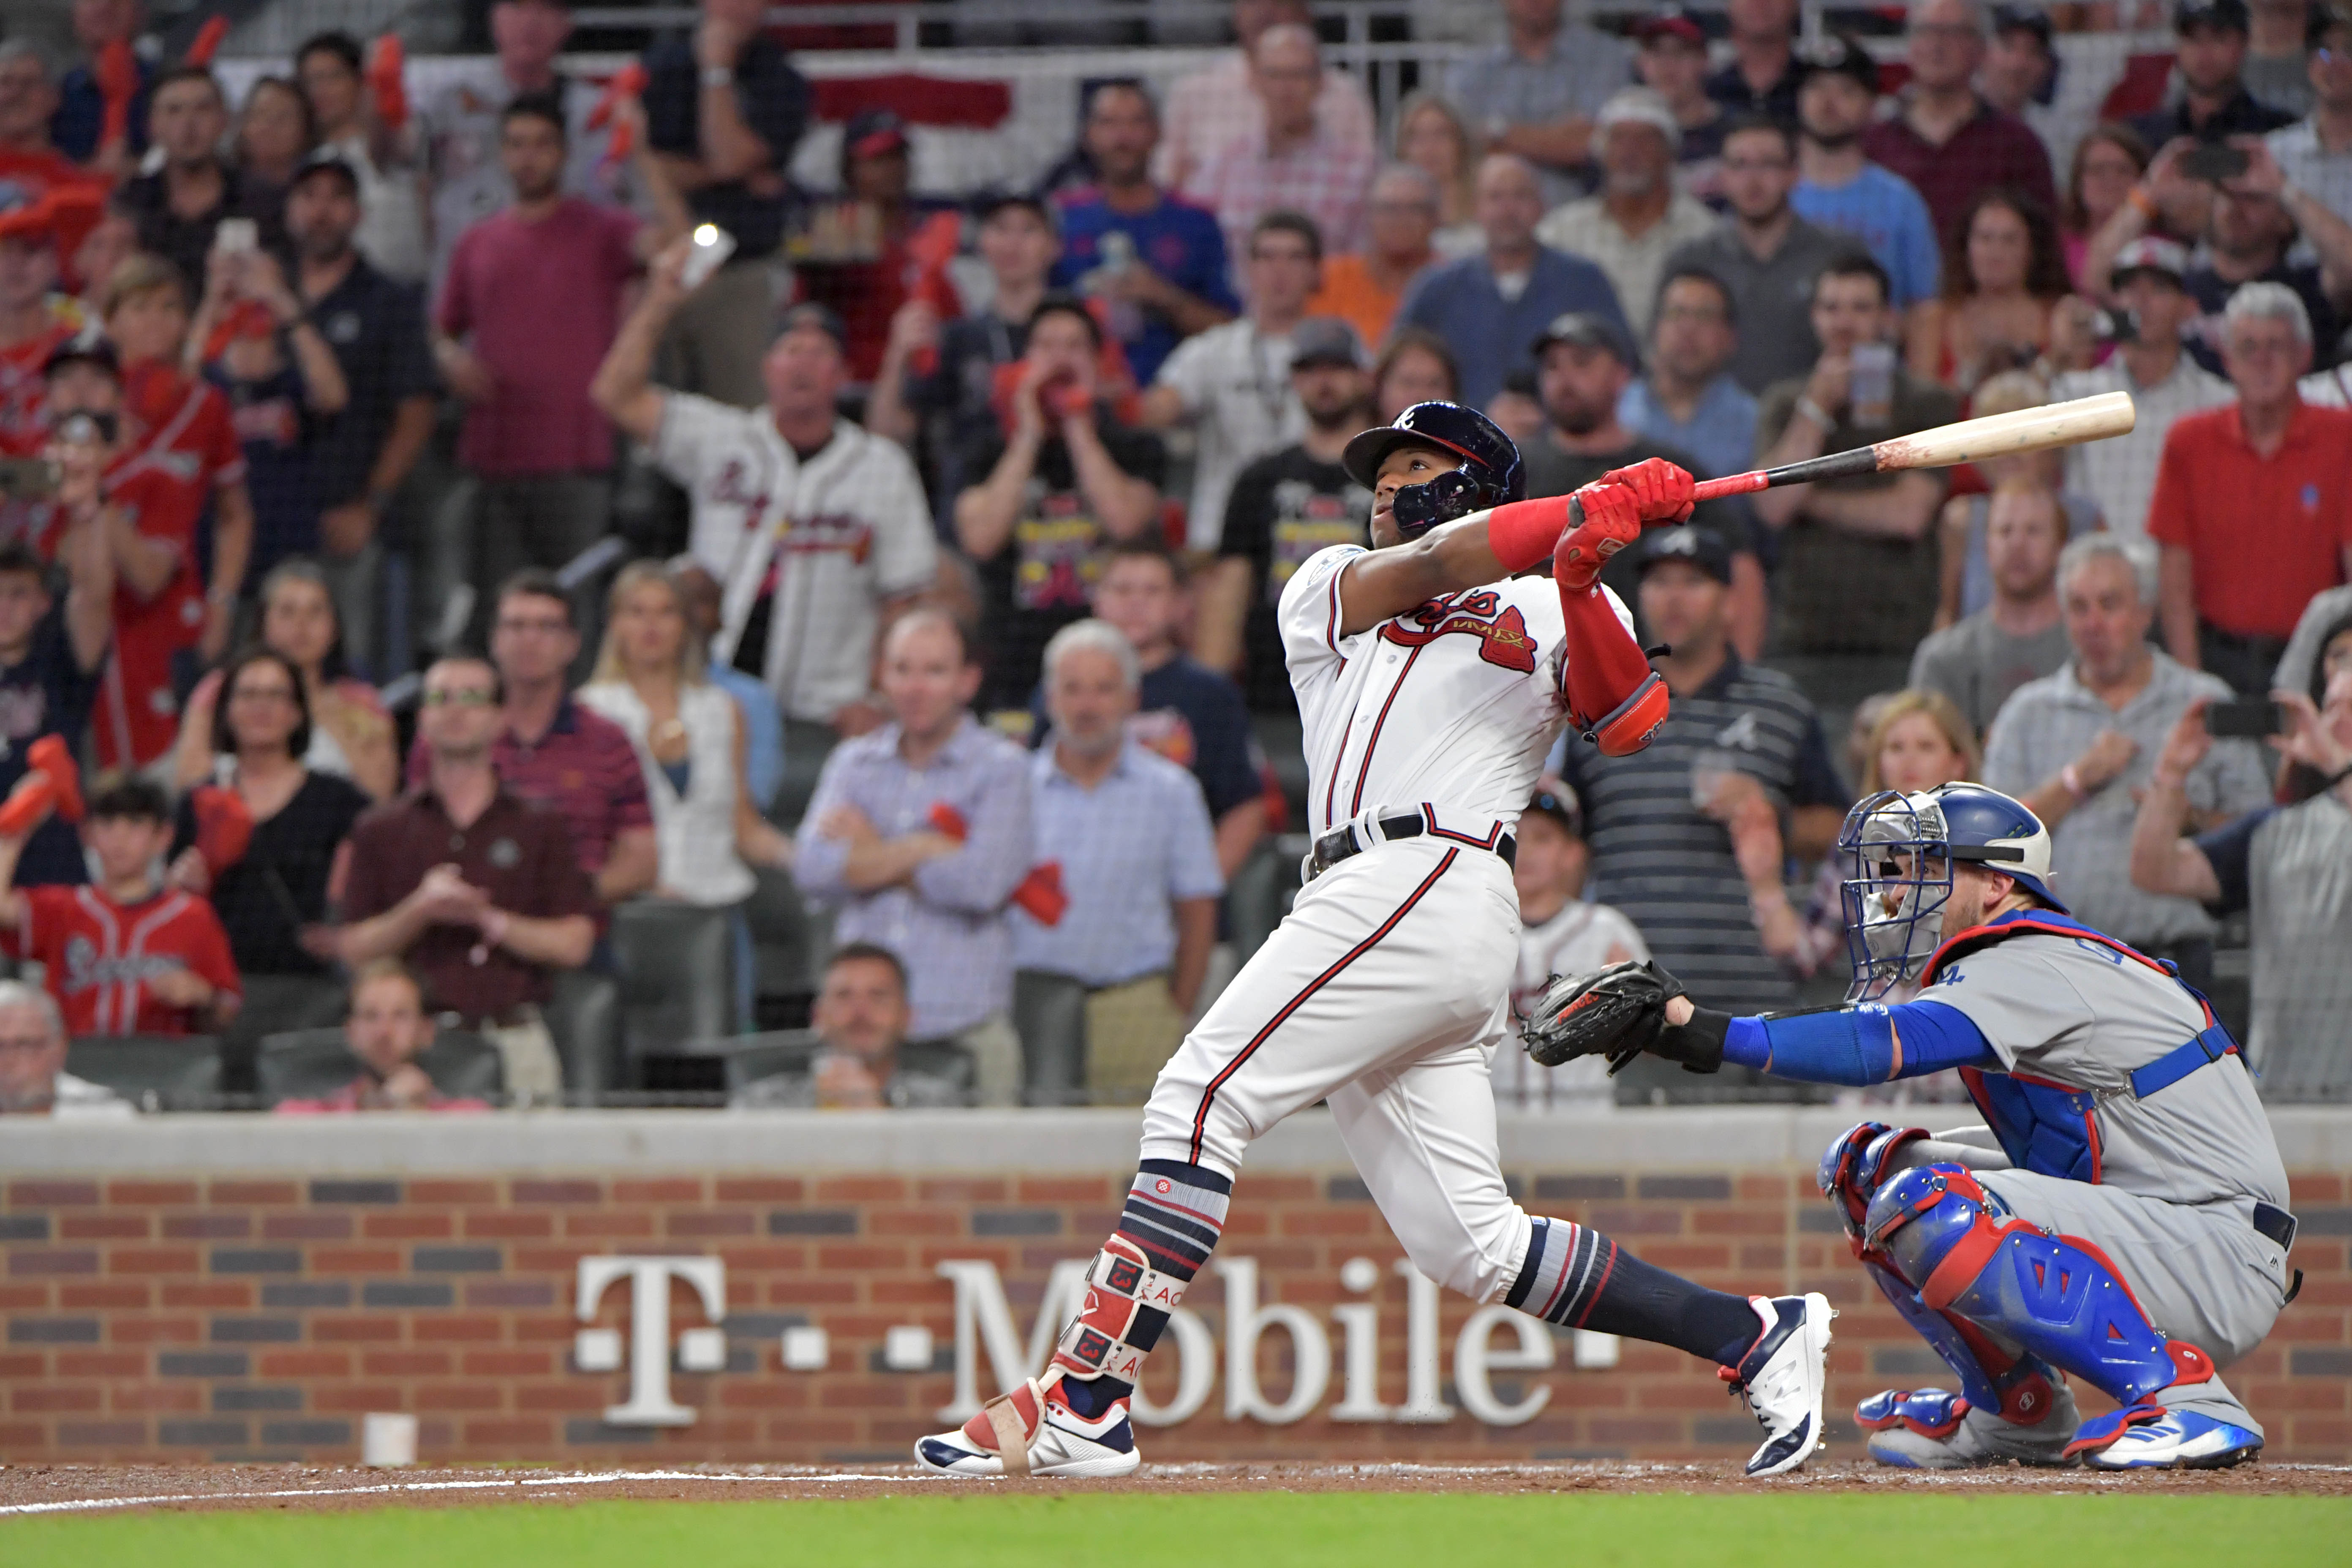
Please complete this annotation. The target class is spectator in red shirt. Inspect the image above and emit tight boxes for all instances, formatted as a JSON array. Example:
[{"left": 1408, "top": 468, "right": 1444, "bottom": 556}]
[
  {"left": 0, "top": 192, "right": 84, "bottom": 471},
  {"left": 0, "top": 42, "right": 95, "bottom": 196},
  {"left": 2149, "top": 280, "right": 2352, "bottom": 694},
  {"left": 1860, "top": 0, "right": 2057, "bottom": 250},
  {"left": 274, "top": 960, "right": 490, "bottom": 1113},
  {"left": 405, "top": 570, "right": 657, "bottom": 907},
  {"left": 434, "top": 91, "right": 687, "bottom": 604},
  {"left": 102, "top": 252, "right": 253, "bottom": 665},
  {"left": 0, "top": 777, "right": 241, "bottom": 1037}
]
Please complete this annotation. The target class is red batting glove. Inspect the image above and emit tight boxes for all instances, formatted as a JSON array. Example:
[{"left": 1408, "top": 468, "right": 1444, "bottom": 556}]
[
  {"left": 1554, "top": 482, "right": 1642, "bottom": 593},
  {"left": 1596, "top": 456, "right": 1696, "bottom": 524},
  {"left": 27, "top": 736, "right": 81, "bottom": 823}
]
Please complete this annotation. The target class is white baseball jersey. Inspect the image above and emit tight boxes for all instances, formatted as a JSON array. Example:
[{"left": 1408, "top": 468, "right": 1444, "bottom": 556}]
[
  {"left": 1493, "top": 897, "right": 1649, "bottom": 1111},
  {"left": 652, "top": 402, "right": 938, "bottom": 723},
  {"left": 1279, "top": 544, "right": 1631, "bottom": 837}
]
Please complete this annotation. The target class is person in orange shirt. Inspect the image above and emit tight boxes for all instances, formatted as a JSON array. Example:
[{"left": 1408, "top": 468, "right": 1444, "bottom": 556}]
[{"left": 1304, "top": 164, "right": 1438, "bottom": 351}]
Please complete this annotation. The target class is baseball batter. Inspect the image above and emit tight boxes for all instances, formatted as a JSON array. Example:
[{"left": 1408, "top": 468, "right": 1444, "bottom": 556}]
[
  {"left": 916, "top": 404, "right": 1835, "bottom": 1481},
  {"left": 1528, "top": 783, "right": 2295, "bottom": 1469}
]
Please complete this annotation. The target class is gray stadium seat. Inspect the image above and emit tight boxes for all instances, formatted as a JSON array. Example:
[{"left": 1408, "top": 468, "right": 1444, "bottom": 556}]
[
  {"left": 545, "top": 970, "right": 622, "bottom": 1098},
  {"left": 254, "top": 1027, "right": 504, "bottom": 1106},
  {"left": 743, "top": 866, "right": 825, "bottom": 1029},
  {"left": 64, "top": 1036, "right": 222, "bottom": 1110},
  {"left": 1013, "top": 969, "right": 1089, "bottom": 1106},
  {"left": 611, "top": 902, "right": 734, "bottom": 1073}
]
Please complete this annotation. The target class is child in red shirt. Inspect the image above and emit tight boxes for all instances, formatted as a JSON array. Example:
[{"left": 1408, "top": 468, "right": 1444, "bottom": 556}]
[{"left": 0, "top": 776, "right": 240, "bottom": 1036}]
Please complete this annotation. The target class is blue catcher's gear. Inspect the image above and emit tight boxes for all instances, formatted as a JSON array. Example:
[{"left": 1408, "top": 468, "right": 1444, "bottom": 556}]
[
  {"left": 1862, "top": 1164, "right": 2221, "bottom": 1448},
  {"left": 2073, "top": 1406, "right": 2263, "bottom": 1470},
  {"left": 1340, "top": 401, "right": 1526, "bottom": 539},
  {"left": 1817, "top": 1121, "right": 1930, "bottom": 1244},
  {"left": 1837, "top": 784, "right": 2065, "bottom": 1002}
]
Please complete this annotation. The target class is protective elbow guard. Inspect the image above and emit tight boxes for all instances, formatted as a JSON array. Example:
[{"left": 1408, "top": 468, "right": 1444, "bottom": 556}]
[{"left": 1579, "top": 670, "right": 1668, "bottom": 756}]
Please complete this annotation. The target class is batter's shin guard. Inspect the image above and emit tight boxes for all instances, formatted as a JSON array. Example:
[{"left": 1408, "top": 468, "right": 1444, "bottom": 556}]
[
  {"left": 1864, "top": 1165, "right": 2219, "bottom": 1446},
  {"left": 1048, "top": 1161, "right": 1231, "bottom": 1414}
]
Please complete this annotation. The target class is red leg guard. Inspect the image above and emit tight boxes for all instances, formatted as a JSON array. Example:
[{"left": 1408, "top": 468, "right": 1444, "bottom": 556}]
[{"left": 1559, "top": 580, "right": 1666, "bottom": 756}]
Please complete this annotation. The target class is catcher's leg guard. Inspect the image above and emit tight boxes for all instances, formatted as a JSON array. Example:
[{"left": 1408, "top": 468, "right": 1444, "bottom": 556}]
[
  {"left": 1854, "top": 1255, "right": 2063, "bottom": 1429},
  {"left": 1863, "top": 1164, "right": 2221, "bottom": 1449}
]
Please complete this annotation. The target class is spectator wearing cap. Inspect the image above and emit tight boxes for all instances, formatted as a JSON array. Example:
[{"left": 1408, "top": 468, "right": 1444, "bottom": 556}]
[
  {"left": 2149, "top": 282, "right": 2352, "bottom": 694},
  {"left": 288, "top": 149, "right": 437, "bottom": 677},
  {"left": 117, "top": 67, "right": 288, "bottom": 301},
  {"left": 1183, "top": 25, "right": 1376, "bottom": 272},
  {"left": 1707, "top": 0, "right": 1802, "bottom": 125},
  {"left": 1394, "top": 155, "right": 1630, "bottom": 409},
  {"left": 1156, "top": 0, "right": 1378, "bottom": 193},
  {"left": 421, "top": 0, "right": 646, "bottom": 290},
  {"left": 959, "top": 295, "right": 1165, "bottom": 712},
  {"left": 1983, "top": 534, "right": 2270, "bottom": 988},
  {"left": 792, "top": 109, "right": 965, "bottom": 387},
  {"left": 1620, "top": 266, "right": 1759, "bottom": 485},
  {"left": 1015, "top": 619, "right": 1223, "bottom": 1105},
  {"left": 1631, "top": 8, "right": 1730, "bottom": 200},
  {"left": 1441, "top": 0, "right": 1636, "bottom": 208},
  {"left": 2265, "top": 7, "right": 2352, "bottom": 231},
  {"left": 1051, "top": 81, "right": 1238, "bottom": 390},
  {"left": 795, "top": 610, "right": 1034, "bottom": 1107},
  {"left": 1493, "top": 778, "right": 1648, "bottom": 1112},
  {"left": 1664, "top": 117, "right": 1867, "bottom": 393},
  {"left": 1535, "top": 89, "right": 1719, "bottom": 338},
  {"left": 2131, "top": 0, "right": 2298, "bottom": 149},
  {"left": 435, "top": 93, "right": 689, "bottom": 611},
  {"left": 2050, "top": 237, "right": 2232, "bottom": 538},
  {"left": 1520, "top": 311, "right": 1766, "bottom": 656},
  {"left": 593, "top": 248, "right": 939, "bottom": 754},
  {"left": 1140, "top": 210, "right": 1317, "bottom": 548},
  {"left": 1752, "top": 254, "right": 1963, "bottom": 654},
  {"left": 1860, "top": 0, "right": 2057, "bottom": 253},
  {"left": 1305, "top": 165, "right": 1440, "bottom": 351},
  {"left": 0, "top": 979, "right": 130, "bottom": 1119},
  {"left": 1789, "top": 37, "right": 1944, "bottom": 313},
  {"left": 1203, "top": 316, "right": 1375, "bottom": 716},
  {"left": 295, "top": 32, "right": 428, "bottom": 287},
  {"left": 868, "top": 193, "right": 1058, "bottom": 509},
  {"left": 640, "top": 0, "right": 812, "bottom": 408},
  {"left": 47, "top": 0, "right": 151, "bottom": 175},
  {"left": 1977, "top": 5, "right": 2094, "bottom": 176},
  {"left": 1553, "top": 521, "right": 1850, "bottom": 1094}
]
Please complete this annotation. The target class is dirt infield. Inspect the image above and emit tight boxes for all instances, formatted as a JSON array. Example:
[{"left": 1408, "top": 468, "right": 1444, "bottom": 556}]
[{"left": 5, "top": 1458, "right": 2349, "bottom": 1516}]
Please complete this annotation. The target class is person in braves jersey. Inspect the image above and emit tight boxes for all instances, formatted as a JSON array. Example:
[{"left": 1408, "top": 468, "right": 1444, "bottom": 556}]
[
  {"left": 1582, "top": 782, "right": 2293, "bottom": 1470},
  {"left": 915, "top": 414, "right": 1836, "bottom": 1481},
  {"left": 0, "top": 776, "right": 240, "bottom": 1036}
]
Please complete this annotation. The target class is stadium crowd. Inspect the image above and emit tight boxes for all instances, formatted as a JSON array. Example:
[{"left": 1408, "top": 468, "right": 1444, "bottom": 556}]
[{"left": 0, "top": 0, "right": 2348, "bottom": 1120}]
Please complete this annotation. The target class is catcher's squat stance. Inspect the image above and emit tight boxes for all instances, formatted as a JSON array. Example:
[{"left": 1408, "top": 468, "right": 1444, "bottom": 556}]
[
  {"left": 916, "top": 411, "right": 1834, "bottom": 1481},
  {"left": 1527, "top": 783, "right": 2296, "bottom": 1470}
]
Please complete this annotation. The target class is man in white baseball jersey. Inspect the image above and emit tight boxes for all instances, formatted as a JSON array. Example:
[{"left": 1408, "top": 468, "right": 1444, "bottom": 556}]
[{"left": 915, "top": 407, "right": 1835, "bottom": 1481}]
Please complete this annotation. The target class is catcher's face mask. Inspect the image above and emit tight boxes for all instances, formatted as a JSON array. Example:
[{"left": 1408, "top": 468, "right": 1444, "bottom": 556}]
[{"left": 1838, "top": 789, "right": 1955, "bottom": 1003}]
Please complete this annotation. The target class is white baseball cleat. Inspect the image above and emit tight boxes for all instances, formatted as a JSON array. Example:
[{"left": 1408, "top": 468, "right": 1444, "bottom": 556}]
[
  {"left": 912, "top": 1373, "right": 1142, "bottom": 1479},
  {"left": 1723, "top": 1293, "right": 1835, "bottom": 1477},
  {"left": 2075, "top": 1406, "right": 2263, "bottom": 1470}
]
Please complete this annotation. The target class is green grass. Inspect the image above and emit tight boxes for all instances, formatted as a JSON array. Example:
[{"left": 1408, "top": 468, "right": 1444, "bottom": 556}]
[{"left": 5, "top": 1493, "right": 2348, "bottom": 1567}]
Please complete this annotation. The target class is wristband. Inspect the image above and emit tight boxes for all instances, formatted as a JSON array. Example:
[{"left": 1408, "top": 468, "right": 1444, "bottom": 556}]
[
  {"left": 1794, "top": 396, "right": 1832, "bottom": 429},
  {"left": 2060, "top": 763, "right": 2085, "bottom": 800},
  {"left": 700, "top": 65, "right": 734, "bottom": 88},
  {"left": 1484, "top": 495, "right": 1571, "bottom": 574}
]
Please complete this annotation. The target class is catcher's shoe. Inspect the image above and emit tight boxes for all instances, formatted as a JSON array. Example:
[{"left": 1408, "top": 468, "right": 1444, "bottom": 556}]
[
  {"left": 1723, "top": 1293, "right": 1835, "bottom": 1477},
  {"left": 2073, "top": 1404, "right": 2262, "bottom": 1470},
  {"left": 912, "top": 1372, "right": 1141, "bottom": 1479},
  {"left": 1858, "top": 1384, "right": 2078, "bottom": 1470}
]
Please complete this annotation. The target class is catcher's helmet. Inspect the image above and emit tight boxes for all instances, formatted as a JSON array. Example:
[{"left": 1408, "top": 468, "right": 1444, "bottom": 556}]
[
  {"left": 1340, "top": 401, "right": 1525, "bottom": 539},
  {"left": 1838, "top": 783, "right": 2063, "bottom": 1001}
]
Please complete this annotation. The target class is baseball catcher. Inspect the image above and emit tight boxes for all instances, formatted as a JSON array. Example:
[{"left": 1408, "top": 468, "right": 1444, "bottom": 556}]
[{"left": 1527, "top": 783, "right": 2294, "bottom": 1470}]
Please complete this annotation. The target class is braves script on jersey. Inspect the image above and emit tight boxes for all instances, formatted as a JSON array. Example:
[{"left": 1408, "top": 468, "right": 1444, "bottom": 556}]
[{"left": 7, "top": 885, "right": 240, "bottom": 1036}]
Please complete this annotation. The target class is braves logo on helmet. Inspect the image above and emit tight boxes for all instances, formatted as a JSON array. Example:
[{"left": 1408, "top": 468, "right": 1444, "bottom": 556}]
[{"left": 1339, "top": 402, "right": 1525, "bottom": 539}]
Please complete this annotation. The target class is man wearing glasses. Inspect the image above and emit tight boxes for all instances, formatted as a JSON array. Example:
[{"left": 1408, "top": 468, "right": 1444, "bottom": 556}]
[
  {"left": 0, "top": 980, "right": 130, "bottom": 1119},
  {"left": 340, "top": 653, "right": 597, "bottom": 1100}
]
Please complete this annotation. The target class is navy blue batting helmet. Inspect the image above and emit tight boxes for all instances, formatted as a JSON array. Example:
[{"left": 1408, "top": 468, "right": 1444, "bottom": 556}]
[
  {"left": 1838, "top": 782, "right": 2064, "bottom": 1001},
  {"left": 1340, "top": 401, "right": 1525, "bottom": 539}
]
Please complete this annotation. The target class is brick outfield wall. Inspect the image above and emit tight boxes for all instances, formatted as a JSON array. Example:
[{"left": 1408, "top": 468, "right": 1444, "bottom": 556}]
[{"left": 3, "top": 1167, "right": 2348, "bottom": 1465}]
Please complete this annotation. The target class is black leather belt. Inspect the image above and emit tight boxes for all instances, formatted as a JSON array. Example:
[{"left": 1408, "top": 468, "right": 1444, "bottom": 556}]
[
  {"left": 1308, "top": 812, "right": 1516, "bottom": 881},
  {"left": 2253, "top": 1201, "right": 2297, "bottom": 1254}
]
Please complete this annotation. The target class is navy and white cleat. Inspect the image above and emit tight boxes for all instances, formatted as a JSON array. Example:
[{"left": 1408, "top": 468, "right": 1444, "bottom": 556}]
[
  {"left": 913, "top": 1374, "right": 1142, "bottom": 1479},
  {"left": 1725, "top": 1293, "right": 1835, "bottom": 1477}
]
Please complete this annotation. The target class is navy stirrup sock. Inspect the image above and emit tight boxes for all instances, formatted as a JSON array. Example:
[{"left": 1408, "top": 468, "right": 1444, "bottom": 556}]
[{"left": 1507, "top": 1215, "right": 1762, "bottom": 1366}]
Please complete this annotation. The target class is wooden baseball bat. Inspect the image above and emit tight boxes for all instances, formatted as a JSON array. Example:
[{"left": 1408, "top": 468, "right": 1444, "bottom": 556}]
[{"left": 1690, "top": 391, "right": 2136, "bottom": 501}]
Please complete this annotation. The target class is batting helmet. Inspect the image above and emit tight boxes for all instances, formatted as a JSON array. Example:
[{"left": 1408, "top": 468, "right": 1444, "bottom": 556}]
[
  {"left": 1837, "top": 783, "right": 2063, "bottom": 1001},
  {"left": 1340, "top": 401, "right": 1525, "bottom": 539}
]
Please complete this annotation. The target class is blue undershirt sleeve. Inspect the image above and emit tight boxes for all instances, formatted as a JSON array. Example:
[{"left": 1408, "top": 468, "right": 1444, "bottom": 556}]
[{"left": 1720, "top": 999, "right": 2000, "bottom": 1085}]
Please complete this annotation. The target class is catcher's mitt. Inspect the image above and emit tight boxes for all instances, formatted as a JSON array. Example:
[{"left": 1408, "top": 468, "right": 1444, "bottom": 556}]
[{"left": 1522, "top": 959, "right": 1688, "bottom": 1074}]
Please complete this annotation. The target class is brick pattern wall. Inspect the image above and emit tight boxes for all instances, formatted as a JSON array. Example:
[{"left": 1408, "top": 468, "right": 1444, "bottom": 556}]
[{"left": 4, "top": 1168, "right": 2346, "bottom": 1464}]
